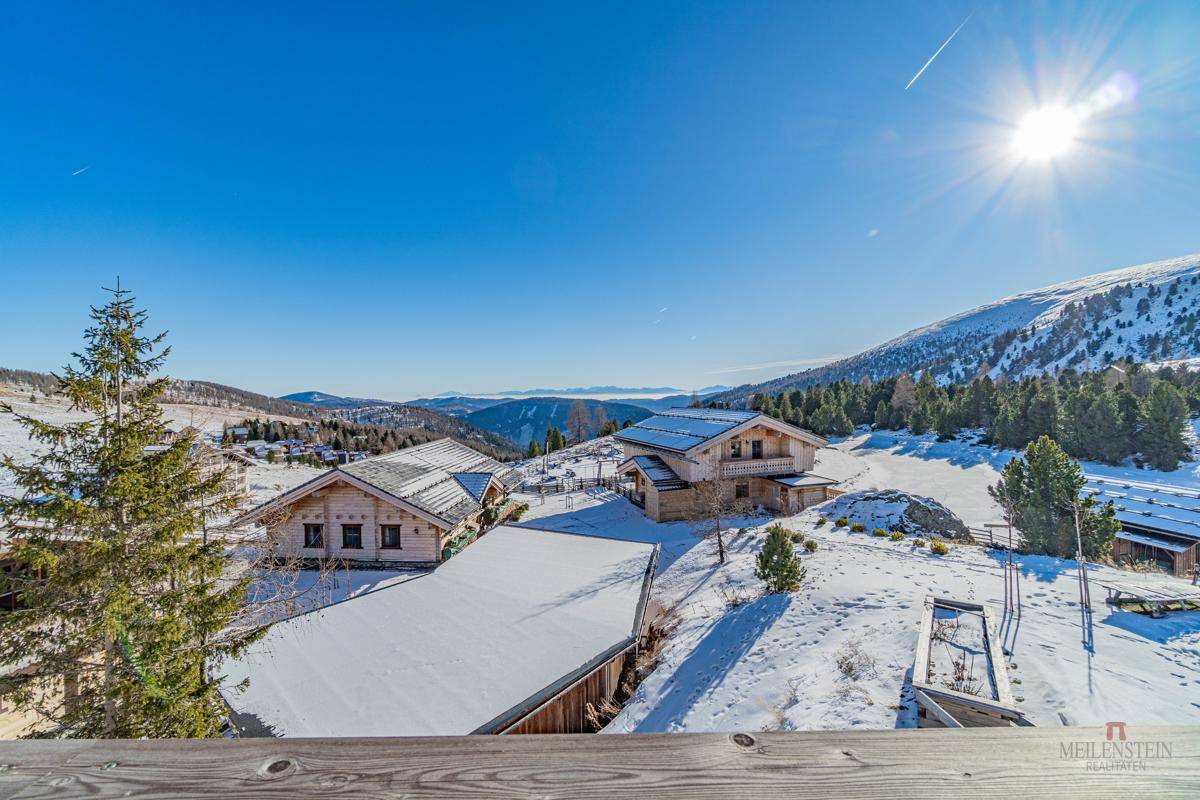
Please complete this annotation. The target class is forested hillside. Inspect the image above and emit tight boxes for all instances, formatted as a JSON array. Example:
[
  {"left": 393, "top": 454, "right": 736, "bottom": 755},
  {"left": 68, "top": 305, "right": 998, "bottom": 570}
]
[
  {"left": 741, "top": 362, "right": 1195, "bottom": 471},
  {"left": 464, "top": 397, "right": 652, "bottom": 447},
  {"left": 713, "top": 253, "right": 1200, "bottom": 406},
  {"left": 332, "top": 404, "right": 522, "bottom": 460},
  {"left": 230, "top": 416, "right": 518, "bottom": 463}
]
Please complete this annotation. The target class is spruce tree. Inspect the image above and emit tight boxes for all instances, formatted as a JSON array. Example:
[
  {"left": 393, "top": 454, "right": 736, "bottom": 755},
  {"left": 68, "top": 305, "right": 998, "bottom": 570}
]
[
  {"left": 0, "top": 285, "right": 266, "bottom": 737},
  {"left": 873, "top": 400, "right": 889, "bottom": 429},
  {"left": 989, "top": 436, "right": 1117, "bottom": 559},
  {"left": 526, "top": 437, "right": 542, "bottom": 458},
  {"left": 755, "top": 525, "right": 806, "bottom": 593},
  {"left": 1139, "top": 381, "right": 1189, "bottom": 470}
]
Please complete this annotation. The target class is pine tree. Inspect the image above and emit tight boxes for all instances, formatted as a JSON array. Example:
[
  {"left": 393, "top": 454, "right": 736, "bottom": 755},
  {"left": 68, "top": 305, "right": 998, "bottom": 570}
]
[
  {"left": 1139, "top": 381, "right": 1189, "bottom": 470},
  {"left": 1086, "top": 392, "right": 1128, "bottom": 465},
  {"left": 873, "top": 399, "right": 889, "bottom": 429},
  {"left": 526, "top": 437, "right": 542, "bottom": 458},
  {"left": 755, "top": 525, "right": 806, "bottom": 593},
  {"left": 989, "top": 436, "right": 1117, "bottom": 559},
  {"left": 0, "top": 285, "right": 265, "bottom": 737}
]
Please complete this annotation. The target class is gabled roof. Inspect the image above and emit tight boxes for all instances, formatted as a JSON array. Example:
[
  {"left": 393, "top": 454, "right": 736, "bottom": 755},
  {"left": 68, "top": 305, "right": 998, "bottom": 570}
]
[
  {"left": 452, "top": 472, "right": 499, "bottom": 502},
  {"left": 619, "top": 455, "right": 689, "bottom": 490},
  {"left": 235, "top": 438, "right": 517, "bottom": 530},
  {"left": 613, "top": 407, "right": 826, "bottom": 454},
  {"left": 1082, "top": 475, "right": 1200, "bottom": 543},
  {"left": 221, "top": 525, "right": 658, "bottom": 737}
]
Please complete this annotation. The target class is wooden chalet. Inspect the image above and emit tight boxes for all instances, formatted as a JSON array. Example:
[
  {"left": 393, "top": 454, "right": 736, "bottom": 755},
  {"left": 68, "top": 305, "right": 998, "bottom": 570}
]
[
  {"left": 234, "top": 438, "right": 520, "bottom": 565},
  {"left": 613, "top": 408, "right": 835, "bottom": 522},
  {"left": 222, "top": 525, "right": 658, "bottom": 737},
  {"left": 1083, "top": 475, "right": 1200, "bottom": 579}
]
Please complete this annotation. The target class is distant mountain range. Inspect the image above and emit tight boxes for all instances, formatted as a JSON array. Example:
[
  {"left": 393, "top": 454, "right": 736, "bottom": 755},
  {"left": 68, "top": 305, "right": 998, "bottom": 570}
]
[
  {"left": 710, "top": 252, "right": 1200, "bottom": 406},
  {"left": 280, "top": 391, "right": 404, "bottom": 409},
  {"left": 428, "top": 384, "right": 732, "bottom": 398},
  {"left": 463, "top": 398, "right": 654, "bottom": 447}
]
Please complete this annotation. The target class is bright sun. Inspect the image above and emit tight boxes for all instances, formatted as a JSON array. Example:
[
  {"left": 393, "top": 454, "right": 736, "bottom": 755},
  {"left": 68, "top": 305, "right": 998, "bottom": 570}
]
[{"left": 1013, "top": 106, "right": 1079, "bottom": 160}]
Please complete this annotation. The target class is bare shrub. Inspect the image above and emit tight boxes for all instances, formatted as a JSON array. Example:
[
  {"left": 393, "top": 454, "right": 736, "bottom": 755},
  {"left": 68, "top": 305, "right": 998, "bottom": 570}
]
[{"left": 834, "top": 639, "right": 877, "bottom": 681}]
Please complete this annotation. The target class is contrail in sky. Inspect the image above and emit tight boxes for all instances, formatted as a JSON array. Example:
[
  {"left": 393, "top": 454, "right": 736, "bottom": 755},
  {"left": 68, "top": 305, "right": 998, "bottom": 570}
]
[
  {"left": 905, "top": 11, "right": 973, "bottom": 90},
  {"left": 71, "top": 165, "right": 91, "bottom": 176}
]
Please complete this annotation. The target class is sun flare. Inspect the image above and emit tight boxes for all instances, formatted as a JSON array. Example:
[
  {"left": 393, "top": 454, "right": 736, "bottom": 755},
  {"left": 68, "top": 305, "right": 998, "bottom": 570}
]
[{"left": 1013, "top": 106, "right": 1080, "bottom": 161}]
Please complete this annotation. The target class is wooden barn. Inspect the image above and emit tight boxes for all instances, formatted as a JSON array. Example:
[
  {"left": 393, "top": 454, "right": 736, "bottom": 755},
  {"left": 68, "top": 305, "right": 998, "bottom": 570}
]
[
  {"left": 613, "top": 408, "right": 834, "bottom": 522},
  {"left": 234, "top": 438, "right": 521, "bottom": 565},
  {"left": 1082, "top": 475, "right": 1200, "bottom": 579},
  {"left": 222, "top": 525, "right": 658, "bottom": 737}
]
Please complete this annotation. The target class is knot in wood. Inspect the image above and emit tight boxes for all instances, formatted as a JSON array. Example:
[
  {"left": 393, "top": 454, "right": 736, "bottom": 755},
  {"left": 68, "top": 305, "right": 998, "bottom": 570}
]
[{"left": 732, "top": 733, "right": 756, "bottom": 748}]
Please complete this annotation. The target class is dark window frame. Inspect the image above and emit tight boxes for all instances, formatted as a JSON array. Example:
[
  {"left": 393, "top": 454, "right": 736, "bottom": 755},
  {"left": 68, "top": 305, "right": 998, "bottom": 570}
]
[
  {"left": 381, "top": 525, "right": 402, "bottom": 549},
  {"left": 735, "top": 482, "right": 750, "bottom": 499},
  {"left": 751, "top": 440, "right": 763, "bottom": 460},
  {"left": 729, "top": 439, "right": 742, "bottom": 459},
  {"left": 303, "top": 523, "right": 324, "bottom": 549},
  {"left": 342, "top": 524, "right": 363, "bottom": 549}
]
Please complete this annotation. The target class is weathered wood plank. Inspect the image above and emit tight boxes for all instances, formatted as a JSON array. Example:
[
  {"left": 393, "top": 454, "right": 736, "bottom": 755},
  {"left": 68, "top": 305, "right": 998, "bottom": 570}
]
[{"left": 1, "top": 727, "right": 1197, "bottom": 800}]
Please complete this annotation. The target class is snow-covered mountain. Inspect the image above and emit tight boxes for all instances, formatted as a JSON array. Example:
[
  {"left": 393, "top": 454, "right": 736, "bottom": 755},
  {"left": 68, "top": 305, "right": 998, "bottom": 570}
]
[{"left": 712, "top": 253, "right": 1200, "bottom": 405}]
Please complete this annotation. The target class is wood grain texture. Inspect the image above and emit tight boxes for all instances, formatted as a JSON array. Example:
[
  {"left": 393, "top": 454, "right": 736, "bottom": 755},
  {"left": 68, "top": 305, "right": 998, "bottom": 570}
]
[{"left": 1, "top": 727, "right": 1197, "bottom": 799}]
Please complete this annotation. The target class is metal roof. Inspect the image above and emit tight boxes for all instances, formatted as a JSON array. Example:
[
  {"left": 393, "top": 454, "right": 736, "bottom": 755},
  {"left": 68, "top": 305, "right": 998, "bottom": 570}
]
[
  {"left": 623, "top": 455, "right": 689, "bottom": 490},
  {"left": 768, "top": 473, "right": 838, "bottom": 488},
  {"left": 1115, "top": 529, "right": 1193, "bottom": 554},
  {"left": 452, "top": 472, "right": 495, "bottom": 503},
  {"left": 1082, "top": 475, "right": 1200, "bottom": 543},
  {"left": 613, "top": 408, "right": 758, "bottom": 453},
  {"left": 308, "top": 439, "right": 518, "bottom": 527}
]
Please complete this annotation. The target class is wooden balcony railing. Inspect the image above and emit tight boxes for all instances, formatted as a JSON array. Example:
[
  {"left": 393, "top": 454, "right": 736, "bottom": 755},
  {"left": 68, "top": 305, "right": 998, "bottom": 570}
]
[
  {"left": 0, "top": 726, "right": 1196, "bottom": 798},
  {"left": 719, "top": 456, "right": 795, "bottom": 478}
]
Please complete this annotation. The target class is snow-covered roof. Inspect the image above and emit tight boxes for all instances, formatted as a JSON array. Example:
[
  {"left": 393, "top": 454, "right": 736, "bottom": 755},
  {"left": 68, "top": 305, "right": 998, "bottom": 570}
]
[
  {"left": 768, "top": 473, "right": 838, "bottom": 488},
  {"left": 221, "top": 525, "right": 657, "bottom": 737},
  {"left": 621, "top": 455, "right": 689, "bottom": 490},
  {"left": 613, "top": 407, "right": 823, "bottom": 454},
  {"left": 1082, "top": 475, "right": 1200, "bottom": 543},
  {"left": 237, "top": 438, "right": 519, "bottom": 530},
  {"left": 1115, "top": 529, "right": 1193, "bottom": 554}
]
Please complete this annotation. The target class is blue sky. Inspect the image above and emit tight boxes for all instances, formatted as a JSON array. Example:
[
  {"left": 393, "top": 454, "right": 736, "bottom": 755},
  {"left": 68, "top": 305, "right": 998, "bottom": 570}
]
[{"left": 1, "top": 2, "right": 1198, "bottom": 399}]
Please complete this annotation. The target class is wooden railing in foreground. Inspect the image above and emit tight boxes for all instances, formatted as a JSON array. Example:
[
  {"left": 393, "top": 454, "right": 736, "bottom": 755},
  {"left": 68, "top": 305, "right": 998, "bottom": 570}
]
[{"left": 1, "top": 726, "right": 1197, "bottom": 799}]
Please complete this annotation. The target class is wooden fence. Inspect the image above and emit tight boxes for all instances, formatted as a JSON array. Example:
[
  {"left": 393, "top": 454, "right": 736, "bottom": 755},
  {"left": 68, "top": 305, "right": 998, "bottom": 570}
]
[{"left": 0, "top": 726, "right": 1196, "bottom": 798}]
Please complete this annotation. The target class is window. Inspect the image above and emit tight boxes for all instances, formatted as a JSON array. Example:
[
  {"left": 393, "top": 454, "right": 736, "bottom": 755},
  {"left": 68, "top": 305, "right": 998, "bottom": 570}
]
[
  {"left": 751, "top": 440, "right": 763, "bottom": 459},
  {"left": 381, "top": 525, "right": 402, "bottom": 549},
  {"left": 342, "top": 524, "right": 363, "bottom": 549},
  {"left": 729, "top": 439, "right": 742, "bottom": 458},
  {"left": 735, "top": 482, "right": 749, "bottom": 499},
  {"left": 303, "top": 523, "right": 324, "bottom": 548}
]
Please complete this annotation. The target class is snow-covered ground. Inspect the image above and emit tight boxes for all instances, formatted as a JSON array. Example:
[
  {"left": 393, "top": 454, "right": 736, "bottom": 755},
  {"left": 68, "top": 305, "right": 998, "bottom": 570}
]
[
  {"left": 510, "top": 434, "right": 1200, "bottom": 733},
  {"left": 0, "top": 387, "right": 321, "bottom": 506}
]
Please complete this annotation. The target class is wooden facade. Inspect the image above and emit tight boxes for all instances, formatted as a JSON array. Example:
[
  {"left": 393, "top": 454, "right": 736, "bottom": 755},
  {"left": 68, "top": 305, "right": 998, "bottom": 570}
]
[
  {"left": 272, "top": 481, "right": 449, "bottom": 564},
  {"left": 498, "top": 649, "right": 631, "bottom": 735},
  {"left": 1112, "top": 528, "right": 1198, "bottom": 579},
  {"left": 618, "top": 414, "right": 834, "bottom": 523},
  {"left": 235, "top": 439, "right": 516, "bottom": 566}
]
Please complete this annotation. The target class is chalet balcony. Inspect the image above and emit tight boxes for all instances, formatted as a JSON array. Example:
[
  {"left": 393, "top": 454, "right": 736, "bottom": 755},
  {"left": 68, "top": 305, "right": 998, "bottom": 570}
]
[{"left": 719, "top": 456, "right": 795, "bottom": 478}]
